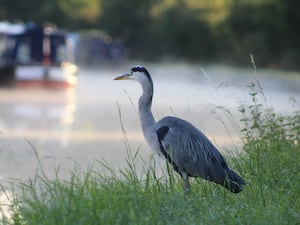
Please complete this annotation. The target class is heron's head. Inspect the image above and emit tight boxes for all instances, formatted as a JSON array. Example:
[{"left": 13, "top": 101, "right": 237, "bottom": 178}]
[{"left": 114, "top": 65, "right": 153, "bottom": 87}]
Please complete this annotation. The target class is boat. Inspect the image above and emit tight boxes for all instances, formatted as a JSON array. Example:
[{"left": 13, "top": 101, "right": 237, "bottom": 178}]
[{"left": 0, "top": 22, "right": 78, "bottom": 88}]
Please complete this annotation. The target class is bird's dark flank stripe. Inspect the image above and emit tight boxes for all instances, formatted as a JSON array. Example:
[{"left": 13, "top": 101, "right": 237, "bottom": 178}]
[
  {"left": 156, "top": 126, "right": 169, "bottom": 140},
  {"left": 156, "top": 126, "right": 181, "bottom": 175}
]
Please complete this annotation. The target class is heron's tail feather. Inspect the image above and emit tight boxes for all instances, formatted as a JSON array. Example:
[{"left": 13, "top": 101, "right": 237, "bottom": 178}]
[{"left": 223, "top": 169, "right": 246, "bottom": 193}]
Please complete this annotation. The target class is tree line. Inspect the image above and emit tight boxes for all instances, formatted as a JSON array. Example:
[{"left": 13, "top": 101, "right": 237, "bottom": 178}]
[{"left": 1, "top": 0, "right": 299, "bottom": 69}]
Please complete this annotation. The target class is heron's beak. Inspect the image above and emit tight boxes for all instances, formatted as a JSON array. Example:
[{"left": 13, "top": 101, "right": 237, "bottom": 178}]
[{"left": 114, "top": 73, "right": 131, "bottom": 80}]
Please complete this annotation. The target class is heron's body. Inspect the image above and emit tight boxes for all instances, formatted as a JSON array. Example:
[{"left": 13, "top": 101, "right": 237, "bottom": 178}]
[{"left": 115, "top": 66, "right": 246, "bottom": 193}]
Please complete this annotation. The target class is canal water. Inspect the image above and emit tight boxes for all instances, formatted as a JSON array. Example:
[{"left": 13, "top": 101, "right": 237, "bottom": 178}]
[{"left": 0, "top": 63, "right": 299, "bottom": 183}]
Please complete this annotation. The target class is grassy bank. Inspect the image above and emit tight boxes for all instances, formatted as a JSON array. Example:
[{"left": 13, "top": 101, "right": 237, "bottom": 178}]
[{"left": 1, "top": 82, "right": 300, "bottom": 225}]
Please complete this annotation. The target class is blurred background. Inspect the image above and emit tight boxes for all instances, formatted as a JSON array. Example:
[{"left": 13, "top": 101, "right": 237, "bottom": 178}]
[
  {"left": 0, "top": 0, "right": 299, "bottom": 182},
  {"left": 1, "top": 0, "right": 300, "bottom": 68}
]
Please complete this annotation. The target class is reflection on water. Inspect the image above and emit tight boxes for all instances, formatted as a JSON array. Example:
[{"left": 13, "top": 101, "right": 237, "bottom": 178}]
[{"left": 0, "top": 64, "right": 299, "bottom": 184}]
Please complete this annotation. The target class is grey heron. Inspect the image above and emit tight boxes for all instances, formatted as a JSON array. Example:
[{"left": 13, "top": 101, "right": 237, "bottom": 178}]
[{"left": 114, "top": 65, "right": 246, "bottom": 193}]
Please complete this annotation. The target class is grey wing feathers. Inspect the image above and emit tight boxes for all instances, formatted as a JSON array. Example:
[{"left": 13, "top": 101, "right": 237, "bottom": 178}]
[{"left": 156, "top": 116, "right": 230, "bottom": 183}]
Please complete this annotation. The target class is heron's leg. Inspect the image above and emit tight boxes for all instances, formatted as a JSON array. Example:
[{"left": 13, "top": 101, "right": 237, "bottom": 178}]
[{"left": 182, "top": 173, "right": 190, "bottom": 193}]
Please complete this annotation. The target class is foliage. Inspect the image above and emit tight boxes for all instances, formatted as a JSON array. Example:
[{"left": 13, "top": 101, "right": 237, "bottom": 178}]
[
  {"left": 98, "top": 0, "right": 155, "bottom": 58},
  {"left": 0, "top": 0, "right": 64, "bottom": 26},
  {"left": 58, "top": 0, "right": 100, "bottom": 22},
  {"left": 238, "top": 80, "right": 300, "bottom": 211},
  {"left": 217, "top": 0, "right": 300, "bottom": 68},
  {"left": 151, "top": 2, "right": 215, "bottom": 60}
]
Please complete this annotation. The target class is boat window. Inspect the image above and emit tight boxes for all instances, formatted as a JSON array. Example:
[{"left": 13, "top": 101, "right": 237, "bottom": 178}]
[
  {"left": 51, "top": 36, "right": 68, "bottom": 63},
  {"left": 0, "top": 36, "right": 5, "bottom": 58},
  {"left": 16, "top": 38, "right": 31, "bottom": 63},
  {"left": 57, "top": 44, "right": 67, "bottom": 62},
  {"left": 0, "top": 36, "right": 16, "bottom": 60}
]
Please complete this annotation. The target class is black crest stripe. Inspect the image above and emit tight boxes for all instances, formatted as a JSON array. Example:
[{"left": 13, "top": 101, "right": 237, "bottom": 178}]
[{"left": 131, "top": 65, "right": 153, "bottom": 85}]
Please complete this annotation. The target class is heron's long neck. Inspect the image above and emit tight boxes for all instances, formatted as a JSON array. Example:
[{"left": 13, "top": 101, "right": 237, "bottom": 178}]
[{"left": 138, "top": 81, "right": 156, "bottom": 134}]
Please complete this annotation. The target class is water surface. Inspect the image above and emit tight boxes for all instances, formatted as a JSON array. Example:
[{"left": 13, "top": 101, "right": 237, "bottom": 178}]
[{"left": 0, "top": 63, "right": 299, "bottom": 183}]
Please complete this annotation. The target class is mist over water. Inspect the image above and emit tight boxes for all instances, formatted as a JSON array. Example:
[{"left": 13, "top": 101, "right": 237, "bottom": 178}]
[{"left": 0, "top": 63, "right": 299, "bottom": 182}]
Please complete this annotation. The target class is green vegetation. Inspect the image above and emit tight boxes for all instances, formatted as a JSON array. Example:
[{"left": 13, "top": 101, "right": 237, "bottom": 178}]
[
  {"left": 1, "top": 0, "right": 300, "bottom": 69},
  {"left": 1, "top": 81, "right": 299, "bottom": 224}
]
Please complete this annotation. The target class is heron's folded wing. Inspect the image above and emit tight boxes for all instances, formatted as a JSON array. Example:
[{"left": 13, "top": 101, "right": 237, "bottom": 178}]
[{"left": 156, "top": 116, "right": 228, "bottom": 181}]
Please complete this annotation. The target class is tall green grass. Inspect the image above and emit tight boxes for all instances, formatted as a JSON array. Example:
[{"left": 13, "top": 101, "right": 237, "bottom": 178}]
[{"left": 1, "top": 81, "right": 300, "bottom": 225}]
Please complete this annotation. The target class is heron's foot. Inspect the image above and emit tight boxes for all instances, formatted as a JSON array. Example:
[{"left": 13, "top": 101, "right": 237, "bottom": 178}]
[
  {"left": 183, "top": 175, "right": 190, "bottom": 193},
  {"left": 184, "top": 187, "right": 191, "bottom": 194}
]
